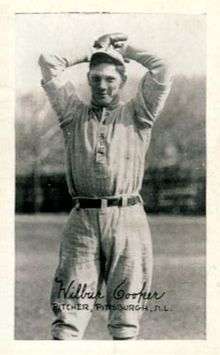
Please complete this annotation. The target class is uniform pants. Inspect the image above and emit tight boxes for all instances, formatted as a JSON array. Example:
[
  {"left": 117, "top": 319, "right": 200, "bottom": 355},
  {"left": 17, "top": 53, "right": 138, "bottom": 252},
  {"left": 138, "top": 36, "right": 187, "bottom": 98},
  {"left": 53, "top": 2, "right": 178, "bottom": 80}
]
[{"left": 50, "top": 203, "right": 153, "bottom": 340}]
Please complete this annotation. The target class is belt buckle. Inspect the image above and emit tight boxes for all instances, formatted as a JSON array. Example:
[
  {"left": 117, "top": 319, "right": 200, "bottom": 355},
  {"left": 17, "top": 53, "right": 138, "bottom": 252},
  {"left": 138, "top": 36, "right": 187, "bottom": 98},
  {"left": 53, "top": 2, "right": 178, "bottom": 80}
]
[{"left": 101, "top": 199, "right": 108, "bottom": 209}]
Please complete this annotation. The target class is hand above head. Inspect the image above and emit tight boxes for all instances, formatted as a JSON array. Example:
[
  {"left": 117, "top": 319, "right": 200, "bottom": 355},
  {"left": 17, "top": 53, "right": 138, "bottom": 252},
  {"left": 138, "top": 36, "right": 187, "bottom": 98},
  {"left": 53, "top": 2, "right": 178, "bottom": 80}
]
[{"left": 93, "top": 33, "right": 129, "bottom": 61}]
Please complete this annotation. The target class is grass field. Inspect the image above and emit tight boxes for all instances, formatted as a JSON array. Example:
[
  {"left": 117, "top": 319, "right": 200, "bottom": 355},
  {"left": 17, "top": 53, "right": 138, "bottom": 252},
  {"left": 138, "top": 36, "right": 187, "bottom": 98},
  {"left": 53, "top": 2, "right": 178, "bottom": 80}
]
[{"left": 15, "top": 214, "right": 206, "bottom": 340}]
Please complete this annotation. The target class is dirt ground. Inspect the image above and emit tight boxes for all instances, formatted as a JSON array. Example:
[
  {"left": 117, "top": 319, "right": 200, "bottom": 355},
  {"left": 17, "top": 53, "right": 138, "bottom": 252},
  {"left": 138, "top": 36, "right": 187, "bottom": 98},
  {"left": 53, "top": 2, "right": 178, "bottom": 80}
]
[{"left": 15, "top": 214, "right": 206, "bottom": 340}]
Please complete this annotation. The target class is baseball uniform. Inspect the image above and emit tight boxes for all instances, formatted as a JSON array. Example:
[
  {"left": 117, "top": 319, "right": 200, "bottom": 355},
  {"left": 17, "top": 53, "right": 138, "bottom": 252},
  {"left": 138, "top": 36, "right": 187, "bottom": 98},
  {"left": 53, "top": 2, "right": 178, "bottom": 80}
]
[{"left": 39, "top": 44, "right": 172, "bottom": 339}]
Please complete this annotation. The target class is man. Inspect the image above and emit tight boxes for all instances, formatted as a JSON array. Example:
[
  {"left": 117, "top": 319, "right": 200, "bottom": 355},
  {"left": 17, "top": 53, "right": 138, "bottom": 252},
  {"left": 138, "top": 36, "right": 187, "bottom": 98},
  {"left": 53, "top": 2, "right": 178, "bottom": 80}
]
[{"left": 38, "top": 32, "right": 172, "bottom": 340}]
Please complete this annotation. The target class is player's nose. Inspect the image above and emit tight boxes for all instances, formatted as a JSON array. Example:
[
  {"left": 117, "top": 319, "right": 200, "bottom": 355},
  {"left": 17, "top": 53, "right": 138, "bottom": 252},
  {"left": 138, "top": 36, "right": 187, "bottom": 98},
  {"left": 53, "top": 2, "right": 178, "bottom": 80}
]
[{"left": 98, "top": 78, "right": 107, "bottom": 90}]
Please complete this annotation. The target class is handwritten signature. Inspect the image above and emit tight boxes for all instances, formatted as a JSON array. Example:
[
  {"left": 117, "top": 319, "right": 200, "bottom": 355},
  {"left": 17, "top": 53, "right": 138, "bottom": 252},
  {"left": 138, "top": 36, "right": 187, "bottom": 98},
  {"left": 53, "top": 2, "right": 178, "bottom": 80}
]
[{"left": 55, "top": 277, "right": 166, "bottom": 304}]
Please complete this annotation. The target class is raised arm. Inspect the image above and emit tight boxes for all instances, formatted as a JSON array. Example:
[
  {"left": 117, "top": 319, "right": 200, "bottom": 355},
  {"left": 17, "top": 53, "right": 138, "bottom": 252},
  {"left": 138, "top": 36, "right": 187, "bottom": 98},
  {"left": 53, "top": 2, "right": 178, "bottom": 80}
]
[
  {"left": 38, "top": 51, "right": 88, "bottom": 83},
  {"left": 125, "top": 45, "right": 172, "bottom": 128},
  {"left": 38, "top": 51, "right": 88, "bottom": 128},
  {"left": 92, "top": 33, "right": 173, "bottom": 128}
]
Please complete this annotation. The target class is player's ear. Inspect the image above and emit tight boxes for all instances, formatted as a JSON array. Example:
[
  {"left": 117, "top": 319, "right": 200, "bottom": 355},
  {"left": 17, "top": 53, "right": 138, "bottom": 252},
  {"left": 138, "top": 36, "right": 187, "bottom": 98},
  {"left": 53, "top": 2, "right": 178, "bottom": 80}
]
[
  {"left": 120, "top": 75, "right": 127, "bottom": 88},
  {"left": 87, "top": 71, "right": 91, "bottom": 86}
]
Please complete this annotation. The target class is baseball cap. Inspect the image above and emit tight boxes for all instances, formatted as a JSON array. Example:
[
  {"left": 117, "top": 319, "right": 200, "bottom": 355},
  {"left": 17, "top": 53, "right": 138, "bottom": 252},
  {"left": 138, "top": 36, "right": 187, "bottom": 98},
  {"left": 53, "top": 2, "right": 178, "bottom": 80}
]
[{"left": 90, "top": 46, "right": 125, "bottom": 67}]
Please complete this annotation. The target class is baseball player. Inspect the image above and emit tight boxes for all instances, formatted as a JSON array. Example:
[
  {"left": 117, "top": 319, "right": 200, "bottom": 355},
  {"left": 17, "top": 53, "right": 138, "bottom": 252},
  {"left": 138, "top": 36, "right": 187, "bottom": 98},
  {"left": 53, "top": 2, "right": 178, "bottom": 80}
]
[{"left": 38, "top": 33, "right": 172, "bottom": 340}]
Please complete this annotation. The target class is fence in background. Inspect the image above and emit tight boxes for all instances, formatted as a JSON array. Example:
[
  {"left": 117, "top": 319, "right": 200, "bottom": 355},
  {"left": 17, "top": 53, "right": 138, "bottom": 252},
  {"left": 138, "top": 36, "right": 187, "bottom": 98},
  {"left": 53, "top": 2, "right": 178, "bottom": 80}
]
[{"left": 16, "top": 167, "right": 205, "bottom": 215}]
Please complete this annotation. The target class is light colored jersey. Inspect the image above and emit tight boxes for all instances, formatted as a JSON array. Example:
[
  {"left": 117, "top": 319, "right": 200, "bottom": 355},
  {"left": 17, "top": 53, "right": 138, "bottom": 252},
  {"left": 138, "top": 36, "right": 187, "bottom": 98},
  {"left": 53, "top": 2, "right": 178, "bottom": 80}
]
[{"left": 39, "top": 47, "right": 172, "bottom": 198}]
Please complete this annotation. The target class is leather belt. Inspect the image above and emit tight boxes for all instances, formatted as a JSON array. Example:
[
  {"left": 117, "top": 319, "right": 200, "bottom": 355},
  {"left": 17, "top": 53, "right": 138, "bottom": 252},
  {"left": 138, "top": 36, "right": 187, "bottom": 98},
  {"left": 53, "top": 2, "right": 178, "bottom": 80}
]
[{"left": 74, "top": 195, "right": 141, "bottom": 209}]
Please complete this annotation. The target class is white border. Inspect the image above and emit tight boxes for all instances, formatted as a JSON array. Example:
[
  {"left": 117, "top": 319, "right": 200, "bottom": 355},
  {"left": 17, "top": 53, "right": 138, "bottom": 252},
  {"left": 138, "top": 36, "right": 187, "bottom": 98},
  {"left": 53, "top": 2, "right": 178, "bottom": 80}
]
[{"left": 0, "top": 0, "right": 220, "bottom": 354}]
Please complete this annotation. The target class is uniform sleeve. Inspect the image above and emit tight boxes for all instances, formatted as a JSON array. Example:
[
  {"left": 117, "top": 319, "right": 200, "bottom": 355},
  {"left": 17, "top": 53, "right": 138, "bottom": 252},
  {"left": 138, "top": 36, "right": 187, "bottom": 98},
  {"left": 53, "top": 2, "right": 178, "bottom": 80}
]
[
  {"left": 126, "top": 46, "right": 173, "bottom": 129},
  {"left": 38, "top": 53, "right": 82, "bottom": 129}
]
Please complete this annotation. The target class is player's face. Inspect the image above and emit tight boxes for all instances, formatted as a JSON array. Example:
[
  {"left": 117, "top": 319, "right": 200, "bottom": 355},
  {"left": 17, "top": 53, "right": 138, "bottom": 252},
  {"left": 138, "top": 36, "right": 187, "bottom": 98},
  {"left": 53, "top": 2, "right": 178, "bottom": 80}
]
[{"left": 88, "top": 63, "right": 124, "bottom": 106}]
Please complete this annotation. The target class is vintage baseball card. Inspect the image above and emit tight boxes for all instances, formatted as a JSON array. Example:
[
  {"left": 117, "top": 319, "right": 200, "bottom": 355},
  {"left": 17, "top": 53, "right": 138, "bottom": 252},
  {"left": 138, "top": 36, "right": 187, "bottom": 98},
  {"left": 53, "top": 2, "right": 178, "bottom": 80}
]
[{"left": 0, "top": 0, "right": 220, "bottom": 354}]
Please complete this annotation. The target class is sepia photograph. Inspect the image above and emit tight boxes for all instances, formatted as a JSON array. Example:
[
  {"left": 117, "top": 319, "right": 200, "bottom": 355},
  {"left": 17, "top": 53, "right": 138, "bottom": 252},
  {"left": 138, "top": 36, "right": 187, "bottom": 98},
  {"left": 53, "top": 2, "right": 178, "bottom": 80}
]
[{"left": 15, "top": 12, "right": 206, "bottom": 340}]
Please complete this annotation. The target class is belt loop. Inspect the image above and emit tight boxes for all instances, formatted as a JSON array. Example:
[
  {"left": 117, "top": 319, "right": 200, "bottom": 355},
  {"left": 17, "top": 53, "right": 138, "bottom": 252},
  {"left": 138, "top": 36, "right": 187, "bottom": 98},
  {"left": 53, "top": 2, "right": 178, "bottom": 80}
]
[
  {"left": 122, "top": 196, "right": 128, "bottom": 207},
  {"left": 138, "top": 194, "right": 143, "bottom": 205},
  {"left": 75, "top": 199, "right": 80, "bottom": 211},
  {"left": 101, "top": 199, "right": 108, "bottom": 209}
]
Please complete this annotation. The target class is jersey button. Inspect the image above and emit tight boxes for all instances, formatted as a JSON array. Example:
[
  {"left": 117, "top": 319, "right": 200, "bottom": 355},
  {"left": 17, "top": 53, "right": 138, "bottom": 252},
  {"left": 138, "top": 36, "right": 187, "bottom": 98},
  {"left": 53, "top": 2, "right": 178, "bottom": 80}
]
[{"left": 98, "top": 146, "right": 105, "bottom": 154}]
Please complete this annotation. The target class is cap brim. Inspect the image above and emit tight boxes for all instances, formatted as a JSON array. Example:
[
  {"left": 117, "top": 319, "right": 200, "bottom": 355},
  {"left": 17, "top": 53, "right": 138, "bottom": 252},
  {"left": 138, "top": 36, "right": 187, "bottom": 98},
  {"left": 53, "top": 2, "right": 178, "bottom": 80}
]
[{"left": 90, "top": 49, "right": 125, "bottom": 66}]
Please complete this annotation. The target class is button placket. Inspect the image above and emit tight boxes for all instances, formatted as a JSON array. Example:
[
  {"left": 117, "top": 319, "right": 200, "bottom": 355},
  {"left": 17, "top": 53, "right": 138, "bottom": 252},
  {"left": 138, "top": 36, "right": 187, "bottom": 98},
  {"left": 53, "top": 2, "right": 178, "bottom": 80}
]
[{"left": 95, "top": 108, "right": 108, "bottom": 162}]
